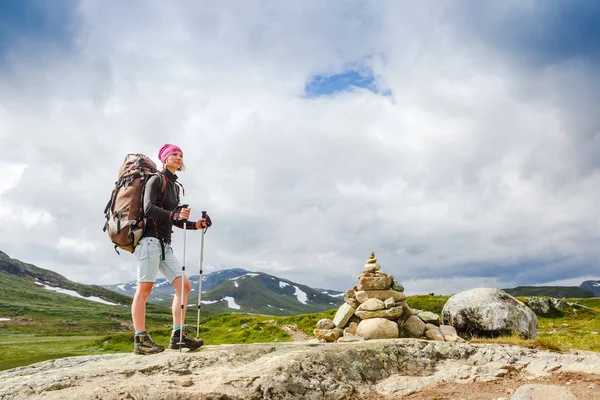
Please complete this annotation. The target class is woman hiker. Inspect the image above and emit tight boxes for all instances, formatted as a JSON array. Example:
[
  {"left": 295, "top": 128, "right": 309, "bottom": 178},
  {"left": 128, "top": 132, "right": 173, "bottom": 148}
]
[{"left": 131, "top": 143, "right": 208, "bottom": 355}]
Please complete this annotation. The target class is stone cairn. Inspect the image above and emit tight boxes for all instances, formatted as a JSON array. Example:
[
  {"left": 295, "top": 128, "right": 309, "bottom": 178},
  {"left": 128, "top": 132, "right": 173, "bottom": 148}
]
[{"left": 313, "top": 252, "right": 464, "bottom": 343}]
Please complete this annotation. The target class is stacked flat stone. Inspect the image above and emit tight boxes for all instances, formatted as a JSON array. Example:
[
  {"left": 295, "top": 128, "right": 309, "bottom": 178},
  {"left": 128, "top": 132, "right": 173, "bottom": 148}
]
[{"left": 313, "top": 252, "right": 464, "bottom": 343}]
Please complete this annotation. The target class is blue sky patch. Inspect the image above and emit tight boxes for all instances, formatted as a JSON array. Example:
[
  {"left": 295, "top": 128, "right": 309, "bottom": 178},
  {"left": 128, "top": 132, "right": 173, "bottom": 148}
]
[
  {"left": 0, "top": 0, "right": 77, "bottom": 63},
  {"left": 304, "top": 68, "right": 391, "bottom": 98},
  {"left": 458, "top": 0, "right": 600, "bottom": 67}
]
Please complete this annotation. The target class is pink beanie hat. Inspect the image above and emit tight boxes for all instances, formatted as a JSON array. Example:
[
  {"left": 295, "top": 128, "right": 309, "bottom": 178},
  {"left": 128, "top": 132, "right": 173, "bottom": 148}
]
[{"left": 158, "top": 144, "right": 183, "bottom": 163}]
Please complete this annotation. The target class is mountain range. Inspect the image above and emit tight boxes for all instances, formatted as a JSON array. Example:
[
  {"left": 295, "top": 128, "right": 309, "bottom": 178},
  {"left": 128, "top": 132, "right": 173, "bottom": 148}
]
[
  {"left": 1, "top": 250, "right": 598, "bottom": 320},
  {"left": 0, "top": 250, "right": 344, "bottom": 316},
  {"left": 101, "top": 268, "right": 345, "bottom": 315},
  {"left": 579, "top": 280, "right": 600, "bottom": 297}
]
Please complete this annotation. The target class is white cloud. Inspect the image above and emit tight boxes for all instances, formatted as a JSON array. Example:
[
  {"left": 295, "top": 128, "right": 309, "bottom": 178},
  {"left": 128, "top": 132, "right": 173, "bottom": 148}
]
[
  {"left": 56, "top": 237, "right": 97, "bottom": 253},
  {"left": 0, "top": 2, "right": 598, "bottom": 296},
  {"left": 0, "top": 162, "right": 28, "bottom": 197}
]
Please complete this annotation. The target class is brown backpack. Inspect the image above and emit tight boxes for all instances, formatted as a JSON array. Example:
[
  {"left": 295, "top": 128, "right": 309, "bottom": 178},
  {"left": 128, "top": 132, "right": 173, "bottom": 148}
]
[{"left": 103, "top": 154, "right": 167, "bottom": 254}]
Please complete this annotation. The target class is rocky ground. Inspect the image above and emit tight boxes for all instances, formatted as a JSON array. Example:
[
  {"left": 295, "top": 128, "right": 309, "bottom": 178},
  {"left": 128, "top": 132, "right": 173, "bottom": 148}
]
[{"left": 1, "top": 339, "right": 599, "bottom": 400}]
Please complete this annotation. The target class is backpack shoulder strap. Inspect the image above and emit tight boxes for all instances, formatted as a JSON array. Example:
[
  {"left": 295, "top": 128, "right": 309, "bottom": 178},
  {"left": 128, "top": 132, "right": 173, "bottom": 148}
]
[{"left": 160, "top": 173, "right": 167, "bottom": 195}]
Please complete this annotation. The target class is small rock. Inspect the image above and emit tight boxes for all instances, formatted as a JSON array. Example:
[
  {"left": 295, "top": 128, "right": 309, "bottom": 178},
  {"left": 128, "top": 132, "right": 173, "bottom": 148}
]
[
  {"left": 316, "top": 319, "right": 335, "bottom": 330},
  {"left": 358, "top": 276, "right": 392, "bottom": 291},
  {"left": 400, "top": 315, "right": 426, "bottom": 338},
  {"left": 545, "top": 364, "right": 561, "bottom": 372},
  {"left": 355, "top": 290, "right": 406, "bottom": 303},
  {"left": 313, "top": 328, "right": 343, "bottom": 342},
  {"left": 356, "top": 306, "right": 404, "bottom": 320},
  {"left": 241, "top": 324, "right": 249, "bottom": 329},
  {"left": 392, "top": 281, "right": 404, "bottom": 292},
  {"left": 357, "top": 298, "right": 385, "bottom": 312},
  {"left": 425, "top": 323, "right": 440, "bottom": 332},
  {"left": 384, "top": 297, "right": 395, "bottom": 309},
  {"left": 343, "top": 322, "right": 358, "bottom": 336},
  {"left": 418, "top": 311, "right": 440, "bottom": 325},
  {"left": 362, "top": 266, "right": 378, "bottom": 274},
  {"left": 424, "top": 329, "right": 445, "bottom": 341},
  {"left": 337, "top": 335, "right": 365, "bottom": 343}
]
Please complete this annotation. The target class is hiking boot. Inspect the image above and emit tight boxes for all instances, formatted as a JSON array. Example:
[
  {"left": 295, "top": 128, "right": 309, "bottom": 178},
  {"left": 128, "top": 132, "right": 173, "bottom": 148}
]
[
  {"left": 169, "top": 328, "right": 204, "bottom": 350},
  {"left": 134, "top": 331, "right": 165, "bottom": 355}
]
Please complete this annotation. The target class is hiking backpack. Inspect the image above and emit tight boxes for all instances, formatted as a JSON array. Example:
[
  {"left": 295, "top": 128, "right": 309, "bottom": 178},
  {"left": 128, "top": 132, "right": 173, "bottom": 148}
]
[{"left": 103, "top": 154, "right": 166, "bottom": 254}]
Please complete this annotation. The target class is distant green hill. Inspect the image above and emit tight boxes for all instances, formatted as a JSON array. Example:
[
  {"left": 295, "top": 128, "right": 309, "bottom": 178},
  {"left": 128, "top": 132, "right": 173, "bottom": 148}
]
[
  {"left": 0, "top": 250, "right": 133, "bottom": 308},
  {"left": 502, "top": 286, "right": 595, "bottom": 298},
  {"left": 0, "top": 251, "right": 170, "bottom": 334},
  {"left": 0, "top": 250, "right": 343, "bottom": 323}
]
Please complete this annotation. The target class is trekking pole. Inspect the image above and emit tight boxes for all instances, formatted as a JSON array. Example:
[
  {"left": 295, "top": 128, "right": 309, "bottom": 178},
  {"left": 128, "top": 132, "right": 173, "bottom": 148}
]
[
  {"left": 176, "top": 204, "right": 189, "bottom": 353},
  {"left": 196, "top": 211, "right": 212, "bottom": 339}
]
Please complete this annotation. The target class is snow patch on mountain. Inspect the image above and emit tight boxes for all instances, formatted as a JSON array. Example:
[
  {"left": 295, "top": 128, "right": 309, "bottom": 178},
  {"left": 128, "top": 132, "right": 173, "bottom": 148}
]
[
  {"left": 279, "top": 281, "right": 290, "bottom": 289},
  {"left": 223, "top": 296, "right": 240, "bottom": 309},
  {"left": 294, "top": 286, "right": 308, "bottom": 304},
  {"left": 155, "top": 280, "right": 170, "bottom": 288},
  {"left": 41, "top": 285, "right": 120, "bottom": 306},
  {"left": 231, "top": 273, "right": 258, "bottom": 281}
]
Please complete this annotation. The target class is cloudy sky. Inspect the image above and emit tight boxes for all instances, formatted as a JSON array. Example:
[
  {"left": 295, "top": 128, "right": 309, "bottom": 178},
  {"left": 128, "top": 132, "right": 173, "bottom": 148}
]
[{"left": 0, "top": 0, "right": 599, "bottom": 295}]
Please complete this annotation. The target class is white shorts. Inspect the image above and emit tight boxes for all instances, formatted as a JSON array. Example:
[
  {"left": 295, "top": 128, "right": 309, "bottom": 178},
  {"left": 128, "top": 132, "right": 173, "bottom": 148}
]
[{"left": 135, "top": 237, "right": 182, "bottom": 283}]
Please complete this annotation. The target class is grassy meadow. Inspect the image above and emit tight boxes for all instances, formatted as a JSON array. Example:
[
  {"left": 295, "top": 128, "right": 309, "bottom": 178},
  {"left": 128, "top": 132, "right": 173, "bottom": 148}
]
[{"left": 1, "top": 292, "right": 599, "bottom": 372}]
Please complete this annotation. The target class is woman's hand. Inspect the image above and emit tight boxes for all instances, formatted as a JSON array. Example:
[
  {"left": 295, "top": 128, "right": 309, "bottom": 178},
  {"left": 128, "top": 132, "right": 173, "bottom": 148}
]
[
  {"left": 174, "top": 207, "right": 191, "bottom": 221},
  {"left": 195, "top": 218, "right": 208, "bottom": 229}
]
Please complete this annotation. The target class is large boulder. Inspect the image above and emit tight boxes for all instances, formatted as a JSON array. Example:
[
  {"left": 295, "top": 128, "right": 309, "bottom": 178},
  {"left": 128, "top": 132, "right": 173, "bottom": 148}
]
[
  {"left": 525, "top": 297, "right": 551, "bottom": 316},
  {"left": 442, "top": 288, "right": 537, "bottom": 339}
]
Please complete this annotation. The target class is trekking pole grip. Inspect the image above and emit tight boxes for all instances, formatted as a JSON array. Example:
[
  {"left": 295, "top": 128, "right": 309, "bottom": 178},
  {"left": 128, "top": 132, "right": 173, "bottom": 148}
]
[
  {"left": 202, "top": 211, "right": 212, "bottom": 227},
  {"left": 175, "top": 204, "right": 189, "bottom": 222}
]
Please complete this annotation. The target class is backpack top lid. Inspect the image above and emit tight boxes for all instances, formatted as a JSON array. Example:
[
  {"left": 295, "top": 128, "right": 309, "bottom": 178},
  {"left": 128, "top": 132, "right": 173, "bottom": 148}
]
[{"left": 117, "top": 154, "right": 158, "bottom": 180}]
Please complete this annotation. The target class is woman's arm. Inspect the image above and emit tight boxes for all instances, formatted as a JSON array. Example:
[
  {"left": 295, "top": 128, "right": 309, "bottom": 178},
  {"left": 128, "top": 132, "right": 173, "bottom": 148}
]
[{"left": 143, "top": 175, "right": 172, "bottom": 221}]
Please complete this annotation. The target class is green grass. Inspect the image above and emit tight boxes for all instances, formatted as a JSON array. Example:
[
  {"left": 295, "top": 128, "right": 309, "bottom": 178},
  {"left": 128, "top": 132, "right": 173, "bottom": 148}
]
[
  {"left": 469, "top": 299, "right": 600, "bottom": 353},
  {"left": 0, "top": 329, "right": 106, "bottom": 371},
  {"left": 406, "top": 295, "right": 450, "bottom": 314},
  {"left": 1, "top": 272, "right": 599, "bottom": 373}
]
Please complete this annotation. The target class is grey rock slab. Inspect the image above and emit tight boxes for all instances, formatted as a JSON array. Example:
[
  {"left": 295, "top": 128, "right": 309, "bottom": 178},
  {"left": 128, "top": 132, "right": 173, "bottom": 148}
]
[
  {"left": 510, "top": 384, "right": 578, "bottom": 400},
  {"left": 2, "top": 341, "right": 600, "bottom": 400}
]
